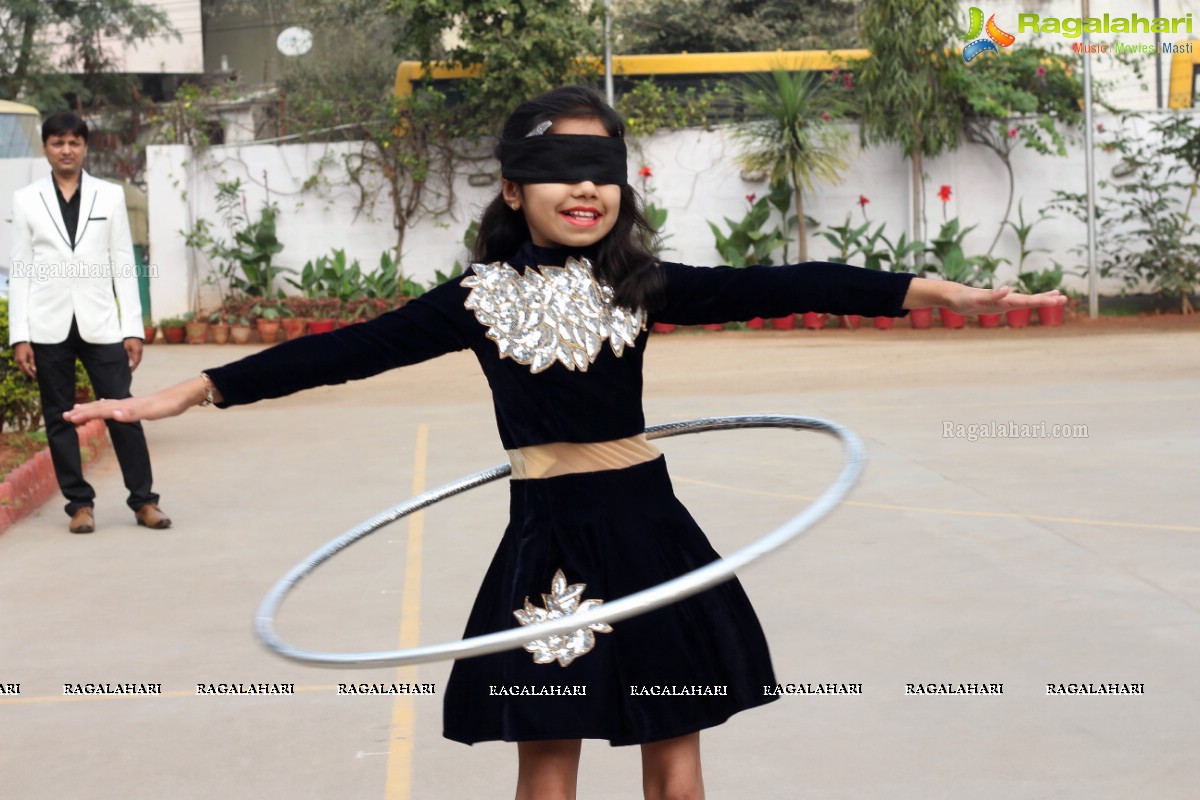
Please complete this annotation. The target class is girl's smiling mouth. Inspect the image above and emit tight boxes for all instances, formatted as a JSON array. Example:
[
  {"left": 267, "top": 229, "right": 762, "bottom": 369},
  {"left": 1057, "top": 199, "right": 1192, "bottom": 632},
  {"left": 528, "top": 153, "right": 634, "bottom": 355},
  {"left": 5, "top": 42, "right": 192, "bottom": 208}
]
[{"left": 561, "top": 206, "right": 601, "bottom": 226}]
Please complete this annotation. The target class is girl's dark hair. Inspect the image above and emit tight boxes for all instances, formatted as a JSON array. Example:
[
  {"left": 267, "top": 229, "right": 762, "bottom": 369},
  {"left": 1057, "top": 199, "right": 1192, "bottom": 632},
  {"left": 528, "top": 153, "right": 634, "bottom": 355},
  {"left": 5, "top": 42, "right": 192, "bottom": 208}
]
[
  {"left": 41, "top": 112, "right": 89, "bottom": 144},
  {"left": 473, "top": 86, "right": 664, "bottom": 313}
]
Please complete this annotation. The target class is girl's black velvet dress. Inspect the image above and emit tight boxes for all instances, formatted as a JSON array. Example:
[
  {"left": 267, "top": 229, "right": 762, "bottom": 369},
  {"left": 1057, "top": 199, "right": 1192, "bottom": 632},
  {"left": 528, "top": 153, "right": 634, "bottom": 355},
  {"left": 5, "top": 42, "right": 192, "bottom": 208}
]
[{"left": 206, "top": 241, "right": 914, "bottom": 746}]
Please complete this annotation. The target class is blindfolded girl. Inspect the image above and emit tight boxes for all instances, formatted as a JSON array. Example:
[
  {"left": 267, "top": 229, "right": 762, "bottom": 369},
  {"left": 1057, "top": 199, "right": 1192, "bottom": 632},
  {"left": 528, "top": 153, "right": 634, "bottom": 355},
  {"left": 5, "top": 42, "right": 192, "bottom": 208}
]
[{"left": 66, "top": 85, "right": 1064, "bottom": 800}]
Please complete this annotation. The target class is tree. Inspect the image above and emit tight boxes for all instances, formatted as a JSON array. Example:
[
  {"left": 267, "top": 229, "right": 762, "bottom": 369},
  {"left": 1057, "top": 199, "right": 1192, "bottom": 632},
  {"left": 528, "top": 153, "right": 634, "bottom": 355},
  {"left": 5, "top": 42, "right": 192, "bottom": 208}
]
[
  {"left": 857, "top": 0, "right": 963, "bottom": 266},
  {"left": 394, "top": 0, "right": 603, "bottom": 134},
  {"left": 0, "top": 0, "right": 175, "bottom": 110},
  {"left": 732, "top": 70, "right": 849, "bottom": 263},
  {"left": 616, "top": 0, "right": 862, "bottom": 54},
  {"left": 948, "top": 46, "right": 1084, "bottom": 254}
]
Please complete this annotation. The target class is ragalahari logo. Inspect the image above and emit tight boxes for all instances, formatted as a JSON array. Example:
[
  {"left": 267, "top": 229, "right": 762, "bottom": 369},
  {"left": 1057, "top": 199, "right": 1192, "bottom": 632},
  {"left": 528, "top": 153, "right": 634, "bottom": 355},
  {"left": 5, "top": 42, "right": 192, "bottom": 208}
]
[{"left": 963, "top": 7, "right": 1016, "bottom": 62}]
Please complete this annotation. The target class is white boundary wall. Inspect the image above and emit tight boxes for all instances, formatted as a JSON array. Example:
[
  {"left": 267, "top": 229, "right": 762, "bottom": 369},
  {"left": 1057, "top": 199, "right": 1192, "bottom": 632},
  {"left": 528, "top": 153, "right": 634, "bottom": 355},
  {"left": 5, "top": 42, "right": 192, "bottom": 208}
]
[{"left": 140, "top": 109, "right": 1197, "bottom": 318}]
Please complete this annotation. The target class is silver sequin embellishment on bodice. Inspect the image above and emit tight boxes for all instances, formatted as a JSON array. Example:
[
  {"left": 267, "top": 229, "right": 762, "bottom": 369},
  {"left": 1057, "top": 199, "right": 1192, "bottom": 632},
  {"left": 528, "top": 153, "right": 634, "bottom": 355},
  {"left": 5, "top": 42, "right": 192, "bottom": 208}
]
[
  {"left": 513, "top": 569, "right": 613, "bottom": 667},
  {"left": 462, "top": 258, "right": 646, "bottom": 373}
]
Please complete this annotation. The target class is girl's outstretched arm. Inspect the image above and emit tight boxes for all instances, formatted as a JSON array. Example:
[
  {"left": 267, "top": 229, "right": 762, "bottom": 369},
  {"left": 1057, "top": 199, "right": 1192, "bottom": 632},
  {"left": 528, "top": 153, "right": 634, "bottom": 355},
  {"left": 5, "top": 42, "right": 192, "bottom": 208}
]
[
  {"left": 64, "top": 375, "right": 217, "bottom": 425},
  {"left": 904, "top": 278, "right": 1066, "bottom": 316}
]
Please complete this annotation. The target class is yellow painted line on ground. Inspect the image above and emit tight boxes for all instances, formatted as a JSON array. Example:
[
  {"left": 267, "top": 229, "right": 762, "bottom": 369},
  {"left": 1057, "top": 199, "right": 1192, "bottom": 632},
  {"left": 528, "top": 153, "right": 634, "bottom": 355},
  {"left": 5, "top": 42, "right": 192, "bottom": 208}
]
[
  {"left": 673, "top": 477, "right": 1200, "bottom": 534},
  {"left": 384, "top": 423, "right": 428, "bottom": 800},
  {"left": 0, "top": 684, "right": 341, "bottom": 705}
]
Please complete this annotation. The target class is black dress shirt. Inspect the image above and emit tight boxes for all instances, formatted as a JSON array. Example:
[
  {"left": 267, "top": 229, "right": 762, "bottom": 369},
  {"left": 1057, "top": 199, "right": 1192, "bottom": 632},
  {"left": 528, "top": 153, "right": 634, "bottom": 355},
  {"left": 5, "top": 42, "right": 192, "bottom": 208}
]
[{"left": 53, "top": 178, "right": 81, "bottom": 249}]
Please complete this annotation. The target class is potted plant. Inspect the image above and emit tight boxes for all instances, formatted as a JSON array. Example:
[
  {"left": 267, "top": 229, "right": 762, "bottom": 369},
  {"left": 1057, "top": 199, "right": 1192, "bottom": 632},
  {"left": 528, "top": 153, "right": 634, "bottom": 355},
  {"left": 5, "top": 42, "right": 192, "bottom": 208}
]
[
  {"left": 307, "top": 298, "right": 339, "bottom": 334},
  {"left": 818, "top": 214, "right": 889, "bottom": 328},
  {"left": 970, "top": 256, "right": 1005, "bottom": 328},
  {"left": 143, "top": 319, "right": 158, "bottom": 344},
  {"left": 207, "top": 310, "right": 232, "bottom": 344},
  {"left": 708, "top": 189, "right": 792, "bottom": 330},
  {"left": 1019, "top": 265, "right": 1065, "bottom": 326},
  {"left": 229, "top": 314, "right": 254, "bottom": 344},
  {"left": 281, "top": 297, "right": 311, "bottom": 340},
  {"left": 801, "top": 311, "right": 826, "bottom": 330},
  {"left": 1003, "top": 202, "right": 1059, "bottom": 328},
  {"left": 878, "top": 231, "right": 925, "bottom": 329},
  {"left": 251, "top": 300, "right": 288, "bottom": 344},
  {"left": 183, "top": 310, "right": 209, "bottom": 344},
  {"left": 926, "top": 219, "right": 986, "bottom": 330},
  {"left": 159, "top": 317, "right": 187, "bottom": 344}
]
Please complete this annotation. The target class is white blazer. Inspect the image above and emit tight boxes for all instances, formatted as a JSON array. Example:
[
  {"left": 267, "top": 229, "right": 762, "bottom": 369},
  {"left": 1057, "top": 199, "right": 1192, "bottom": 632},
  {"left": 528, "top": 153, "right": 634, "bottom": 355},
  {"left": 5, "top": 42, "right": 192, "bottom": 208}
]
[{"left": 8, "top": 171, "right": 143, "bottom": 345}]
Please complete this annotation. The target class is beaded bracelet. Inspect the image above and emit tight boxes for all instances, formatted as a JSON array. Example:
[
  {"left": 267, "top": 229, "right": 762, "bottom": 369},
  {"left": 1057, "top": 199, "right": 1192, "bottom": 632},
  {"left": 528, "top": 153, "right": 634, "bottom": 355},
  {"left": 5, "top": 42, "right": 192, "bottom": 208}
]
[{"left": 198, "top": 373, "right": 216, "bottom": 407}]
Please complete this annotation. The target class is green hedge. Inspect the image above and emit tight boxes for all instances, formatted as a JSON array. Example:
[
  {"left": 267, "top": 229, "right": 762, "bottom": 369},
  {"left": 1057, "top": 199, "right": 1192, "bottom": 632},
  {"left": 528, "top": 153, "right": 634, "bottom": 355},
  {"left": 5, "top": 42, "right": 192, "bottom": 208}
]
[{"left": 0, "top": 298, "right": 93, "bottom": 433}]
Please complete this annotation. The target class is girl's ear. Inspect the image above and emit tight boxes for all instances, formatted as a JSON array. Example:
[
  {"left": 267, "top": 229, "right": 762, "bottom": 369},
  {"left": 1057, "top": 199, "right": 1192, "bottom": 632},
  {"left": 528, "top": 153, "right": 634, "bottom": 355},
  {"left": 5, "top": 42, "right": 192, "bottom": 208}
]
[{"left": 501, "top": 179, "right": 522, "bottom": 212}]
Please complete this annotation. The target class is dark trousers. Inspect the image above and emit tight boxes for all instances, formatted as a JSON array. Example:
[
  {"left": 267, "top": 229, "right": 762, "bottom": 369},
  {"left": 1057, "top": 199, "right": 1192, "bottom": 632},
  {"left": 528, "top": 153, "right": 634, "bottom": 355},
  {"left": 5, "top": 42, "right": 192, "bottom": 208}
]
[{"left": 32, "top": 318, "right": 158, "bottom": 516}]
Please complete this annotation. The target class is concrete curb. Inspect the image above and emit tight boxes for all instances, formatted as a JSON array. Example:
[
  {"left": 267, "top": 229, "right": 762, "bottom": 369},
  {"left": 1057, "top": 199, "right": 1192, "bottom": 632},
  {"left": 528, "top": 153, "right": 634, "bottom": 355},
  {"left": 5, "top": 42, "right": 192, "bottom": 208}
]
[{"left": 0, "top": 419, "right": 109, "bottom": 534}]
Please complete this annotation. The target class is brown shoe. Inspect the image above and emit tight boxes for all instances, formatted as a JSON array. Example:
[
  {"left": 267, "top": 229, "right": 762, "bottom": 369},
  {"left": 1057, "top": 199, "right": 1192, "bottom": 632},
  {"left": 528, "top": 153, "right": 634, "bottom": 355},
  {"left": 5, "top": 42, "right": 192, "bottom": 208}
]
[
  {"left": 135, "top": 503, "right": 172, "bottom": 529},
  {"left": 69, "top": 507, "right": 95, "bottom": 534}
]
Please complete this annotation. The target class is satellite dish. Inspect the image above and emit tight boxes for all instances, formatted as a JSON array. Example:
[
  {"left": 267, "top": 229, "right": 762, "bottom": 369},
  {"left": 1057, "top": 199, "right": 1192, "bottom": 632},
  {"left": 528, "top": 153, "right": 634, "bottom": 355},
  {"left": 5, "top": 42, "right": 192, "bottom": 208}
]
[{"left": 277, "top": 26, "right": 313, "bottom": 57}]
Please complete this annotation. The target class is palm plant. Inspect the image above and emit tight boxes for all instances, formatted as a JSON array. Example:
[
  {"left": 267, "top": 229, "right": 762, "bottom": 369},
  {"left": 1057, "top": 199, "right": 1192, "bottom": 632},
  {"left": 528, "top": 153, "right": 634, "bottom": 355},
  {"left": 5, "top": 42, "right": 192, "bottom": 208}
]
[{"left": 732, "top": 69, "right": 849, "bottom": 263}]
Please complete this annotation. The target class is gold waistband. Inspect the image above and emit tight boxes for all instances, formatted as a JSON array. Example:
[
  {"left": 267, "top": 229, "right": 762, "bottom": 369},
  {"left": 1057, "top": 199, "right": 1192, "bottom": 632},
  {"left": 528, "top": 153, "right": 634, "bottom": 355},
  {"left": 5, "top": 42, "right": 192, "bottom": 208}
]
[{"left": 507, "top": 435, "right": 661, "bottom": 479}]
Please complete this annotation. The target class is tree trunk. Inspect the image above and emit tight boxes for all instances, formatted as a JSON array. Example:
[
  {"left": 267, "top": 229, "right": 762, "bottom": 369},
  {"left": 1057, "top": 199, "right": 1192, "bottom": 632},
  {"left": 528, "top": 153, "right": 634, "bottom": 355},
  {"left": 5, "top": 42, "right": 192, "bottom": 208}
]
[
  {"left": 911, "top": 146, "right": 924, "bottom": 271},
  {"left": 10, "top": 9, "right": 40, "bottom": 99},
  {"left": 792, "top": 164, "right": 808, "bottom": 263},
  {"left": 988, "top": 153, "right": 1015, "bottom": 255}
]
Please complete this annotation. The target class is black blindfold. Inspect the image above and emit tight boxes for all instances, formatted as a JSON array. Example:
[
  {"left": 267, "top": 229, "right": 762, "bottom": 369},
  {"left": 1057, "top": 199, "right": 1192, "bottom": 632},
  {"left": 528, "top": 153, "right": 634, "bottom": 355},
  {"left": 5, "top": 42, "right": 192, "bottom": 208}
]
[{"left": 499, "top": 134, "right": 628, "bottom": 186}]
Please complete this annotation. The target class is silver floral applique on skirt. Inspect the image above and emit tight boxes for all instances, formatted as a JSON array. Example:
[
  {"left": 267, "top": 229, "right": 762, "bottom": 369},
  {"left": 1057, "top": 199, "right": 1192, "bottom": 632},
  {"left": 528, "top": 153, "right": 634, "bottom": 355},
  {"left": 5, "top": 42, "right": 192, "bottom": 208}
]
[
  {"left": 513, "top": 569, "right": 613, "bottom": 667},
  {"left": 463, "top": 258, "right": 646, "bottom": 373}
]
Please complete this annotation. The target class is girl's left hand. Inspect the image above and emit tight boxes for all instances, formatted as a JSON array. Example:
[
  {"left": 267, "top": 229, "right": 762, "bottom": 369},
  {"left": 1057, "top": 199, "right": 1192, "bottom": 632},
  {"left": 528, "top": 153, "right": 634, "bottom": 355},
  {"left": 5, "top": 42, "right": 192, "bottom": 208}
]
[{"left": 944, "top": 285, "right": 1067, "bottom": 316}]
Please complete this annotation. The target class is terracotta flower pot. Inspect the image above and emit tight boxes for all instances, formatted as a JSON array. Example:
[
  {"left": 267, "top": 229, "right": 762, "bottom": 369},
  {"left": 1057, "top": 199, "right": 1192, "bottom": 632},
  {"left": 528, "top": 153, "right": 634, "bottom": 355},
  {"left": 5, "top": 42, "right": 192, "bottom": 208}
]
[
  {"left": 938, "top": 307, "right": 966, "bottom": 329},
  {"left": 1037, "top": 305, "right": 1064, "bottom": 327},
  {"left": 802, "top": 312, "right": 827, "bottom": 330},
  {"left": 840, "top": 314, "right": 862, "bottom": 330},
  {"left": 307, "top": 319, "right": 336, "bottom": 335},
  {"left": 163, "top": 326, "right": 186, "bottom": 344},
  {"left": 185, "top": 321, "right": 209, "bottom": 344},
  {"left": 230, "top": 324, "right": 253, "bottom": 344},
  {"left": 256, "top": 319, "right": 281, "bottom": 344},
  {"left": 143, "top": 325, "right": 157, "bottom": 343},
  {"left": 978, "top": 313, "right": 1002, "bottom": 329},
  {"left": 281, "top": 317, "right": 309, "bottom": 340},
  {"left": 1006, "top": 308, "right": 1033, "bottom": 329},
  {"left": 873, "top": 316, "right": 895, "bottom": 330},
  {"left": 210, "top": 323, "right": 231, "bottom": 344},
  {"left": 908, "top": 307, "right": 933, "bottom": 329},
  {"left": 700, "top": 323, "right": 724, "bottom": 331},
  {"left": 771, "top": 314, "right": 796, "bottom": 330},
  {"left": 746, "top": 317, "right": 765, "bottom": 329},
  {"left": 651, "top": 322, "right": 675, "bottom": 334}
]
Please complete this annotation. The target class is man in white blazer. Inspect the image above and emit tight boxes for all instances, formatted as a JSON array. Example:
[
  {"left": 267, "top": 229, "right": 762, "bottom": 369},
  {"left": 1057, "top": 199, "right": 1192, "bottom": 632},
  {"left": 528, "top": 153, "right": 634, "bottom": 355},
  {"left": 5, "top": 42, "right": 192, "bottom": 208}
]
[{"left": 8, "top": 112, "right": 169, "bottom": 533}]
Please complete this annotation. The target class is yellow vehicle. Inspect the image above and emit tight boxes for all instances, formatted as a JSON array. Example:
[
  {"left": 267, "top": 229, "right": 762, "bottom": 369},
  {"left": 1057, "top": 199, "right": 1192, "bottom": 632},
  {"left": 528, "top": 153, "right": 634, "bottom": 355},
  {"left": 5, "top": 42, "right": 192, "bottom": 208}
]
[{"left": 0, "top": 100, "right": 41, "bottom": 158}]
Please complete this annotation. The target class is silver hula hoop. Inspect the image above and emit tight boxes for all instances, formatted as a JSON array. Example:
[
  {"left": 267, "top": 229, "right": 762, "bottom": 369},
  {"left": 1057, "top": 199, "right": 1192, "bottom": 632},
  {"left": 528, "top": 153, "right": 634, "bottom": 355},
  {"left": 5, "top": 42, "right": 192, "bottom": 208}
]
[{"left": 255, "top": 414, "right": 864, "bottom": 669}]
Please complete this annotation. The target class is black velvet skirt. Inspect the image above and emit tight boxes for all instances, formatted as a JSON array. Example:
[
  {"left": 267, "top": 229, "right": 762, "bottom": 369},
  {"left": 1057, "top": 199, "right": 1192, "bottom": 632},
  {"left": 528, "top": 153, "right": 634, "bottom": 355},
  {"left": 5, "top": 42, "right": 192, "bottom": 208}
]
[{"left": 442, "top": 456, "right": 777, "bottom": 746}]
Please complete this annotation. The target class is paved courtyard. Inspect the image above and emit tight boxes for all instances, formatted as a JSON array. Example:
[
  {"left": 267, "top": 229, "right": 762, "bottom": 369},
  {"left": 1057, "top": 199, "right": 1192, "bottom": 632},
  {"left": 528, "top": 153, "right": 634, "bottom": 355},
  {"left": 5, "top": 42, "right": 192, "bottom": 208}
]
[{"left": 2, "top": 319, "right": 1198, "bottom": 799}]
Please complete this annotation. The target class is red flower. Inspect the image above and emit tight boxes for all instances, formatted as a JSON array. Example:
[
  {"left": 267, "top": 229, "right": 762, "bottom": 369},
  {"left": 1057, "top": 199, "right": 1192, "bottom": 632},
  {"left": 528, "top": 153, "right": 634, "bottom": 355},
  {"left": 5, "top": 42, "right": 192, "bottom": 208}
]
[
  {"left": 821, "top": 112, "right": 831, "bottom": 122},
  {"left": 858, "top": 195, "right": 869, "bottom": 207},
  {"left": 638, "top": 165, "right": 653, "bottom": 178},
  {"left": 1009, "top": 126, "right": 1018, "bottom": 138},
  {"left": 1035, "top": 65, "right": 1047, "bottom": 78},
  {"left": 746, "top": 193, "right": 757, "bottom": 205},
  {"left": 843, "top": 74, "right": 852, "bottom": 89},
  {"left": 938, "top": 185, "right": 952, "bottom": 203}
]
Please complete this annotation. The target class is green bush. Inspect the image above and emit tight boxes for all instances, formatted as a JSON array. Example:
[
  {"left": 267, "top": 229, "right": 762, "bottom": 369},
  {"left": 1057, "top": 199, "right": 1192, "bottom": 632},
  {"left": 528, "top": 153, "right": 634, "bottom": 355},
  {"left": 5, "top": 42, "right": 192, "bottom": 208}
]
[{"left": 0, "top": 298, "right": 94, "bottom": 432}]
